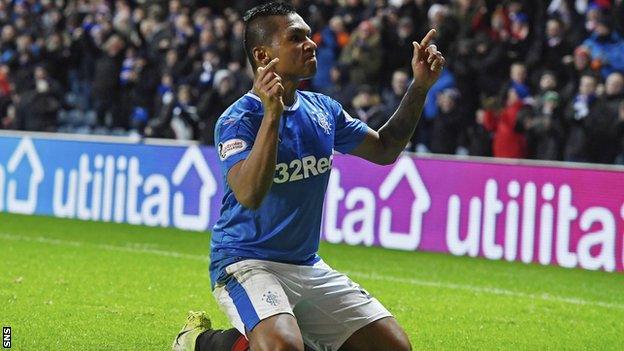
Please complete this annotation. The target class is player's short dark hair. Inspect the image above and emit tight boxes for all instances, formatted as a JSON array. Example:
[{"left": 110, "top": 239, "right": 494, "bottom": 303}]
[{"left": 243, "top": 1, "right": 297, "bottom": 70}]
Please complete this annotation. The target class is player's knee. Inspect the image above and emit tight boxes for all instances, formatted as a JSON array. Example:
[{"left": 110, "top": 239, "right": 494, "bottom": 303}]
[
  {"left": 392, "top": 335, "right": 412, "bottom": 351},
  {"left": 377, "top": 328, "right": 411, "bottom": 351},
  {"left": 252, "top": 332, "right": 304, "bottom": 351}
]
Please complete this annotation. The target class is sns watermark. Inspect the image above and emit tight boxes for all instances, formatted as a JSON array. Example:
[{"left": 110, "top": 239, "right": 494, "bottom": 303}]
[{"left": 2, "top": 326, "right": 10, "bottom": 349}]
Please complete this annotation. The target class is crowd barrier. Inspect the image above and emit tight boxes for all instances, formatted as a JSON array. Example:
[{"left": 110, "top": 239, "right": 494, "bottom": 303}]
[{"left": 1, "top": 131, "right": 622, "bottom": 272}]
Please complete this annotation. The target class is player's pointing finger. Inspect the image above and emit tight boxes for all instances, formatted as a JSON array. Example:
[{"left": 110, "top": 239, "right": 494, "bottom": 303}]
[{"left": 420, "top": 29, "right": 436, "bottom": 48}]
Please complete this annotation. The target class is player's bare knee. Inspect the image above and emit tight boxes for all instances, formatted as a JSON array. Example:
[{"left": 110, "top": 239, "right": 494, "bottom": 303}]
[
  {"left": 252, "top": 334, "right": 304, "bottom": 351},
  {"left": 393, "top": 335, "right": 412, "bottom": 351}
]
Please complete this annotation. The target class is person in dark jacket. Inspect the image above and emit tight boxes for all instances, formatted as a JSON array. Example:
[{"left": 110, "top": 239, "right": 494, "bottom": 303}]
[
  {"left": 517, "top": 90, "right": 565, "bottom": 160},
  {"left": 197, "top": 69, "right": 239, "bottom": 145},
  {"left": 430, "top": 88, "right": 467, "bottom": 155},
  {"left": 585, "top": 72, "right": 624, "bottom": 164},
  {"left": 92, "top": 34, "right": 125, "bottom": 129},
  {"left": 145, "top": 84, "right": 199, "bottom": 140},
  {"left": 563, "top": 73, "right": 599, "bottom": 162}
]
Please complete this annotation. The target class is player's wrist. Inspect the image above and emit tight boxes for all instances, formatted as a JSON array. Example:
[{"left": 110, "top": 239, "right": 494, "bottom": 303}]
[{"left": 263, "top": 107, "right": 283, "bottom": 121}]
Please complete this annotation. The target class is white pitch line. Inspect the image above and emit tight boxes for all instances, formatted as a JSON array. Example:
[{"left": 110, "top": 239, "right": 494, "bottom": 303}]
[
  {"left": 0, "top": 232, "right": 208, "bottom": 262},
  {"left": 345, "top": 271, "right": 624, "bottom": 311},
  {"left": 2, "top": 232, "right": 623, "bottom": 311}
]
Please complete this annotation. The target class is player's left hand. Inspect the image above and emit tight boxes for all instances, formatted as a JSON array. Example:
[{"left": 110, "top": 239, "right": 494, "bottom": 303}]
[{"left": 411, "top": 29, "right": 446, "bottom": 91}]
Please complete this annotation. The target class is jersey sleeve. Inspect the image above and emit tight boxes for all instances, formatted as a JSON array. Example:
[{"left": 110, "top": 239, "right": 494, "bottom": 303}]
[
  {"left": 215, "top": 115, "right": 256, "bottom": 176},
  {"left": 329, "top": 98, "right": 370, "bottom": 154}
]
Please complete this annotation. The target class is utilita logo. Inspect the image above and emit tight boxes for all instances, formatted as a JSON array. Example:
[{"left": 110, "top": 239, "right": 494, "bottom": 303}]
[
  {"left": 52, "top": 145, "right": 217, "bottom": 230},
  {"left": 446, "top": 179, "right": 622, "bottom": 271},
  {"left": 0, "top": 138, "right": 218, "bottom": 231}
]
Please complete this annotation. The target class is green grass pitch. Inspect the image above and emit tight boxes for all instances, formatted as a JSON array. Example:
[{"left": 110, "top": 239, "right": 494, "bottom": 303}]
[{"left": 1, "top": 212, "right": 623, "bottom": 350}]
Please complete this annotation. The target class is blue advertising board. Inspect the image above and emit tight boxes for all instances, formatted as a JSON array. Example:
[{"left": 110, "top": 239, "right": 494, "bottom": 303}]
[{"left": 0, "top": 135, "right": 225, "bottom": 231}]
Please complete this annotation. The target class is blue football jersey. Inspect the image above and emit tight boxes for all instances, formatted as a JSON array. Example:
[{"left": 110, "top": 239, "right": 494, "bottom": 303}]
[{"left": 210, "top": 90, "right": 369, "bottom": 287}]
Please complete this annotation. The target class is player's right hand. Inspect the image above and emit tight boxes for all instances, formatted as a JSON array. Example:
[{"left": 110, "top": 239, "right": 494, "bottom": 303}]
[{"left": 254, "top": 58, "right": 284, "bottom": 117}]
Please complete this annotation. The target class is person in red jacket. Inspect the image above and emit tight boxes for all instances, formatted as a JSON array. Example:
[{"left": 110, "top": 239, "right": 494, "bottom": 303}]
[{"left": 477, "top": 82, "right": 529, "bottom": 158}]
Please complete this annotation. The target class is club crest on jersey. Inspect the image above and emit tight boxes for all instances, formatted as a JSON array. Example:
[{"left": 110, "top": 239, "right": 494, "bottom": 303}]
[
  {"left": 218, "top": 138, "right": 247, "bottom": 160},
  {"left": 313, "top": 110, "right": 332, "bottom": 135}
]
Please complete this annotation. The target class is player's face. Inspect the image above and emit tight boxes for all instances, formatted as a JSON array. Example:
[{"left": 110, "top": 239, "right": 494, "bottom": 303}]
[{"left": 270, "top": 14, "right": 317, "bottom": 80}]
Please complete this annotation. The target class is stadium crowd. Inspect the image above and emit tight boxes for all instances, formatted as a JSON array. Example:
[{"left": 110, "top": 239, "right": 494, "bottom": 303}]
[{"left": 0, "top": 0, "right": 623, "bottom": 164}]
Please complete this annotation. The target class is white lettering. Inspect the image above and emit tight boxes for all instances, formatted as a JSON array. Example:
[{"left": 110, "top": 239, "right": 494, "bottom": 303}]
[
  {"left": 302, "top": 155, "right": 319, "bottom": 178},
  {"left": 521, "top": 182, "right": 537, "bottom": 263},
  {"left": 342, "top": 187, "right": 375, "bottom": 246},
  {"left": 126, "top": 157, "right": 144, "bottom": 225},
  {"left": 77, "top": 154, "right": 93, "bottom": 220},
  {"left": 289, "top": 159, "right": 303, "bottom": 182},
  {"left": 578, "top": 207, "right": 615, "bottom": 271},
  {"left": 556, "top": 184, "right": 578, "bottom": 268},
  {"left": 317, "top": 157, "right": 330, "bottom": 173},
  {"left": 482, "top": 179, "right": 503, "bottom": 260},
  {"left": 101, "top": 156, "right": 115, "bottom": 221},
  {"left": 274, "top": 156, "right": 332, "bottom": 183},
  {"left": 52, "top": 168, "right": 77, "bottom": 218},
  {"left": 91, "top": 155, "right": 104, "bottom": 220},
  {"left": 141, "top": 174, "right": 170, "bottom": 227},
  {"left": 323, "top": 170, "right": 345, "bottom": 243},
  {"left": 114, "top": 156, "right": 127, "bottom": 223},
  {"left": 504, "top": 181, "right": 520, "bottom": 261},
  {"left": 446, "top": 195, "right": 481, "bottom": 257},
  {"left": 539, "top": 183, "right": 555, "bottom": 265}
]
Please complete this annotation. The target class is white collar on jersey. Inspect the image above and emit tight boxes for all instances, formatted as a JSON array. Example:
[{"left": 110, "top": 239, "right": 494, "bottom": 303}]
[{"left": 245, "top": 91, "right": 300, "bottom": 111}]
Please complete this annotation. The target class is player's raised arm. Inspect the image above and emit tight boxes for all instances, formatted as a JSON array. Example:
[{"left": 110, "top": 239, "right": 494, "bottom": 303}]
[
  {"left": 227, "top": 58, "right": 284, "bottom": 209},
  {"left": 350, "top": 29, "right": 446, "bottom": 165}
]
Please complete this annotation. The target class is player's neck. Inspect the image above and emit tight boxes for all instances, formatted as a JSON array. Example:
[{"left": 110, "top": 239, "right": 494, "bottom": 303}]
[{"left": 282, "top": 80, "right": 299, "bottom": 106}]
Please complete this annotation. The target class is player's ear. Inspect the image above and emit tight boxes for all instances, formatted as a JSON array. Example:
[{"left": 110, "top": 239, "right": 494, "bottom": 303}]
[{"left": 252, "top": 47, "right": 271, "bottom": 67}]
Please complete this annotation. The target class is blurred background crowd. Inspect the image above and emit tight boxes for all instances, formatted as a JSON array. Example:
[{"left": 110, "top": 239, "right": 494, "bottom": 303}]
[{"left": 0, "top": 0, "right": 623, "bottom": 164}]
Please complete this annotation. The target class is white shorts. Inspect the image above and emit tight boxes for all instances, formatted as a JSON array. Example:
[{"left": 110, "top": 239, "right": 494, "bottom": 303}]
[{"left": 213, "top": 259, "right": 392, "bottom": 351}]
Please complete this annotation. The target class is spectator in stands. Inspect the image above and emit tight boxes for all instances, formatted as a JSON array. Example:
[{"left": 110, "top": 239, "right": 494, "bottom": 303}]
[
  {"left": 197, "top": 70, "right": 239, "bottom": 145},
  {"left": 350, "top": 85, "right": 387, "bottom": 131},
  {"left": 561, "top": 45, "right": 596, "bottom": 102},
  {"left": 92, "top": 34, "right": 124, "bottom": 129},
  {"left": 311, "top": 16, "right": 342, "bottom": 91},
  {"left": 336, "top": 0, "right": 366, "bottom": 32},
  {"left": 478, "top": 83, "right": 529, "bottom": 159},
  {"left": 416, "top": 67, "right": 456, "bottom": 151},
  {"left": 14, "top": 65, "right": 63, "bottom": 132},
  {"left": 0, "top": 64, "right": 13, "bottom": 129},
  {"left": 563, "top": 73, "right": 599, "bottom": 162},
  {"left": 145, "top": 84, "right": 199, "bottom": 140},
  {"left": 535, "top": 70, "right": 559, "bottom": 96},
  {"left": 427, "top": 4, "right": 457, "bottom": 55},
  {"left": 0, "top": 0, "right": 620, "bottom": 164},
  {"left": 315, "top": 64, "right": 355, "bottom": 111},
  {"left": 382, "top": 16, "right": 418, "bottom": 86},
  {"left": 517, "top": 90, "right": 565, "bottom": 160},
  {"left": 470, "top": 31, "right": 507, "bottom": 97},
  {"left": 127, "top": 54, "right": 160, "bottom": 133},
  {"left": 614, "top": 101, "right": 624, "bottom": 164},
  {"left": 585, "top": 72, "right": 624, "bottom": 164},
  {"left": 430, "top": 88, "right": 466, "bottom": 155},
  {"left": 339, "top": 19, "right": 382, "bottom": 85},
  {"left": 527, "top": 17, "right": 573, "bottom": 85},
  {"left": 382, "top": 69, "right": 409, "bottom": 115},
  {"left": 582, "top": 15, "right": 624, "bottom": 79}
]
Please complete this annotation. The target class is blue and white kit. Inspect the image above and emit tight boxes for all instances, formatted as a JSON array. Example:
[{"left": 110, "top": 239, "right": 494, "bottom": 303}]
[{"left": 210, "top": 90, "right": 392, "bottom": 350}]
